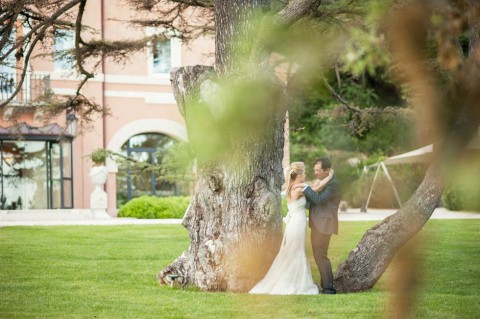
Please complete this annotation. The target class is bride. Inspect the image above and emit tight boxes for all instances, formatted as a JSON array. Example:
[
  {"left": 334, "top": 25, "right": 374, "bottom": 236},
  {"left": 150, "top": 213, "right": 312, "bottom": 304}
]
[{"left": 249, "top": 161, "right": 333, "bottom": 295}]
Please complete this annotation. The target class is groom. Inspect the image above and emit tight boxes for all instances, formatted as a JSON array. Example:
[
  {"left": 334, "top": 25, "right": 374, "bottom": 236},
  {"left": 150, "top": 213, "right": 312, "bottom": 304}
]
[{"left": 303, "top": 157, "right": 341, "bottom": 294}]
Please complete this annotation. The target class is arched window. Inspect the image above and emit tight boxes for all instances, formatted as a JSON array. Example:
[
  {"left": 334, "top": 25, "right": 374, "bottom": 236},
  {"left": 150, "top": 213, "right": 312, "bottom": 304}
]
[{"left": 116, "top": 133, "right": 190, "bottom": 206}]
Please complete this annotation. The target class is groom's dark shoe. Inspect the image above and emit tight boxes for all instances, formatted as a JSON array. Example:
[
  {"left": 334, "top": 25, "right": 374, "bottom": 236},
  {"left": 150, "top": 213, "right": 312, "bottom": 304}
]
[{"left": 321, "top": 288, "right": 336, "bottom": 295}]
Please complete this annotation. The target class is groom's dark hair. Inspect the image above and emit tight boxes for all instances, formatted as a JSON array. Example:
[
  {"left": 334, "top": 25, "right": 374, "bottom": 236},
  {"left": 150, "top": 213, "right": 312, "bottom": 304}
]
[{"left": 314, "top": 157, "right": 332, "bottom": 170}]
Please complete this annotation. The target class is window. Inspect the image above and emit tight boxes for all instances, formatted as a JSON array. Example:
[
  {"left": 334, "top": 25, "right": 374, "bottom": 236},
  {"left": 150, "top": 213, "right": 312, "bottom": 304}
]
[
  {"left": 54, "top": 29, "right": 74, "bottom": 71},
  {"left": 147, "top": 28, "right": 182, "bottom": 75},
  {"left": 116, "top": 133, "right": 192, "bottom": 206},
  {"left": 152, "top": 39, "right": 172, "bottom": 74}
]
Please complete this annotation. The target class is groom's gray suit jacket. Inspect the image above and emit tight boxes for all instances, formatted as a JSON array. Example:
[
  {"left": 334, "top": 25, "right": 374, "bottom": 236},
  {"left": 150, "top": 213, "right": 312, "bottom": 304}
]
[{"left": 304, "top": 176, "right": 341, "bottom": 235}]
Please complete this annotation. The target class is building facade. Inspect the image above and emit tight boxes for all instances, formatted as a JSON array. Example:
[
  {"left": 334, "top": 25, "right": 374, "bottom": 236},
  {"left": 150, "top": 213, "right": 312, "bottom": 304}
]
[{"left": 0, "top": 1, "right": 214, "bottom": 215}]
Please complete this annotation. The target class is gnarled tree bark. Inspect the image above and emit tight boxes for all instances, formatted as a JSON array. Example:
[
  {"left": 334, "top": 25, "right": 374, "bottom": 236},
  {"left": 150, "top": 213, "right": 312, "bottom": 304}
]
[{"left": 158, "top": 64, "right": 286, "bottom": 291}]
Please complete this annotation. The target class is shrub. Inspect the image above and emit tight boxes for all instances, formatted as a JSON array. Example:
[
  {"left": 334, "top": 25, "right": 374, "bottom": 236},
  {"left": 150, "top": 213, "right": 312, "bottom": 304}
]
[
  {"left": 441, "top": 158, "right": 480, "bottom": 212},
  {"left": 118, "top": 195, "right": 191, "bottom": 219},
  {"left": 120, "top": 195, "right": 289, "bottom": 219},
  {"left": 90, "top": 148, "right": 107, "bottom": 165},
  {"left": 442, "top": 187, "right": 463, "bottom": 211}
]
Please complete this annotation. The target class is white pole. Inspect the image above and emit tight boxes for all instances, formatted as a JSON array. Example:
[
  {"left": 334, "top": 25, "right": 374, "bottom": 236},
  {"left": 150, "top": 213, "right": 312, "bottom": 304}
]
[
  {"left": 381, "top": 161, "right": 403, "bottom": 208},
  {"left": 365, "top": 163, "right": 381, "bottom": 212}
]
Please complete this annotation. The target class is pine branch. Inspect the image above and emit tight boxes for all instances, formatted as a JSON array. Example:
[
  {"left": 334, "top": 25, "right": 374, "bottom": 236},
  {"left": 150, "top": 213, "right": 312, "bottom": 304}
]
[{"left": 275, "top": 0, "right": 323, "bottom": 26}]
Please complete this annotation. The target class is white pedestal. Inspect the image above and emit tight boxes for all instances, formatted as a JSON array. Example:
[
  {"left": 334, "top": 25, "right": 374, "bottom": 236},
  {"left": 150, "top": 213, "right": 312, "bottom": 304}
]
[{"left": 90, "top": 166, "right": 111, "bottom": 219}]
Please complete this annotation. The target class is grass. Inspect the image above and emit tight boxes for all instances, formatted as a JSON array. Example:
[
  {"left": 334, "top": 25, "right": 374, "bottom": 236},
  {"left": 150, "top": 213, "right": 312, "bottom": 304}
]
[{"left": 0, "top": 220, "right": 479, "bottom": 318}]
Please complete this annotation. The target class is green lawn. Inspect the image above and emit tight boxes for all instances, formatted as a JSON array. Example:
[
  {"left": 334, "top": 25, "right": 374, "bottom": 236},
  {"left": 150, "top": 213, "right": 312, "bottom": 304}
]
[{"left": 0, "top": 220, "right": 479, "bottom": 318}]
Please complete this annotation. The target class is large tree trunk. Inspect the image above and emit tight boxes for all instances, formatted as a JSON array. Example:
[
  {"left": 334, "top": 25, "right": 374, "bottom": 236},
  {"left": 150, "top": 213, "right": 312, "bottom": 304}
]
[{"left": 157, "top": 64, "right": 286, "bottom": 291}]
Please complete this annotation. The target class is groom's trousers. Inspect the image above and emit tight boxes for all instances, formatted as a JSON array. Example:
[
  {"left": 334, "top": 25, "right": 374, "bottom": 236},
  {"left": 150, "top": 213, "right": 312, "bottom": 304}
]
[{"left": 311, "top": 224, "right": 335, "bottom": 293}]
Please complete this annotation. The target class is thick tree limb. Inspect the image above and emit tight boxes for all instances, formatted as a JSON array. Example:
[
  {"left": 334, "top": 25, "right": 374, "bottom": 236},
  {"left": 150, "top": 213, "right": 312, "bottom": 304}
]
[
  {"left": 275, "top": 0, "right": 323, "bottom": 26},
  {"left": 127, "top": 0, "right": 214, "bottom": 9},
  {"left": 335, "top": 164, "right": 443, "bottom": 292}
]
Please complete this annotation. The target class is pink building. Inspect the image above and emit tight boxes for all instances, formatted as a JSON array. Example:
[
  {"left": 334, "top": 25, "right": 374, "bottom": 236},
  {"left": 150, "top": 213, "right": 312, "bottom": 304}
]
[{"left": 0, "top": 2, "right": 214, "bottom": 216}]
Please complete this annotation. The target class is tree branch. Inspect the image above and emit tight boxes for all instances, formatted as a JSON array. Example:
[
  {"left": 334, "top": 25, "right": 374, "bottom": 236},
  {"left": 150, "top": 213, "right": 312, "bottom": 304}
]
[
  {"left": 125, "top": 2, "right": 214, "bottom": 40},
  {"left": 322, "top": 78, "right": 399, "bottom": 115},
  {"left": 139, "top": 0, "right": 213, "bottom": 8},
  {"left": 0, "top": 22, "right": 50, "bottom": 108},
  {"left": 274, "top": 0, "right": 323, "bottom": 26},
  {"left": 19, "top": 10, "right": 76, "bottom": 29},
  {"left": 169, "top": 0, "right": 213, "bottom": 7},
  {"left": 0, "top": 0, "right": 82, "bottom": 66},
  {"left": 0, "top": 15, "right": 17, "bottom": 63},
  {"left": 74, "top": 0, "right": 93, "bottom": 79}
]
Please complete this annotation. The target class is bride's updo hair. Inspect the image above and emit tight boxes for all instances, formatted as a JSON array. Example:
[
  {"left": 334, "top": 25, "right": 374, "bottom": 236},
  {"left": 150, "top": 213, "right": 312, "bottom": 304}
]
[{"left": 284, "top": 162, "right": 305, "bottom": 198}]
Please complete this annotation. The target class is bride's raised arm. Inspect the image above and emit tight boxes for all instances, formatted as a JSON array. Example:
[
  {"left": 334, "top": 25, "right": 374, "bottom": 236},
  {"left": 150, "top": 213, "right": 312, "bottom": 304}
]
[{"left": 310, "top": 168, "right": 334, "bottom": 192}]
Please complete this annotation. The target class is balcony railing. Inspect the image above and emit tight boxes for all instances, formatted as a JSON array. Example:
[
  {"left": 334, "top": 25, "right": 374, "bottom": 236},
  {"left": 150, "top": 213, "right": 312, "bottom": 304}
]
[{"left": 0, "top": 72, "right": 51, "bottom": 105}]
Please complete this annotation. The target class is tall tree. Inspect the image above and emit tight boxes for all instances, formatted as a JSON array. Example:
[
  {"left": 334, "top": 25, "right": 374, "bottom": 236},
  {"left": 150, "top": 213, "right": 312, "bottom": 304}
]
[{"left": 158, "top": 0, "right": 324, "bottom": 292}]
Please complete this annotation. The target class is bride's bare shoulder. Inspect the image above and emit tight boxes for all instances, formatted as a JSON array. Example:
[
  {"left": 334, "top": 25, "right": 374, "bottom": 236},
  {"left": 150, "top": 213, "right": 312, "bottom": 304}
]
[{"left": 289, "top": 184, "right": 304, "bottom": 201}]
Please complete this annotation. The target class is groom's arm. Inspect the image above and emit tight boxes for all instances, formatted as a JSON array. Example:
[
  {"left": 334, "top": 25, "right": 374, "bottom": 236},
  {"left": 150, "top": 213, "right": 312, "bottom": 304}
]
[{"left": 303, "top": 183, "right": 339, "bottom": 205}]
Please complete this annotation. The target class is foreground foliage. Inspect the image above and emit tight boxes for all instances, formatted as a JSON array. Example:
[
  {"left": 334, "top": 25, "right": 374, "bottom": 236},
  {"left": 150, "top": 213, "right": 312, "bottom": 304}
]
[{"left": 0, "top": 220, "right": 478, "bottom": 319}]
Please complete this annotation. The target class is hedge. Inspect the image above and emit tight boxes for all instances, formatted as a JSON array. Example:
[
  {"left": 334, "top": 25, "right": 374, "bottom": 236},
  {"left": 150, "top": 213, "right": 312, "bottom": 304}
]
[
  {"left": 119, "top": 195, "right": 290, "bottom": 219},
  {"left": 118, "top": 195, "right": 191, "bottom": 219}
]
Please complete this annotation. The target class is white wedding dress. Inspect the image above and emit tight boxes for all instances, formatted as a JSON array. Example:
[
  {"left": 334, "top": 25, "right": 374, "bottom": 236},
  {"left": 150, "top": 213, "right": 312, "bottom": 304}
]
[{"left": 249, "top": 196, "right": 319, "bottom": 295}]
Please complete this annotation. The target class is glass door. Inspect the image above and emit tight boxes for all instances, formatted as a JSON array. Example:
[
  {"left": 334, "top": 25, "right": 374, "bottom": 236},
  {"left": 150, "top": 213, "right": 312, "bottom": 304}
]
[
  {"left": 125, "top": 147, "right": 157, "bottom": 200},
  {"left": 116, "top": 133, "right": 183, "bottom": 206},
  {"left": 47, "top": 141, "right": 73, "bottom": 209},
  {"left": 0, "top": 140, "right": 73, "bottom": 210},
  {"left": 0, "top": 141, "right": 47, "bottom": 209}
]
